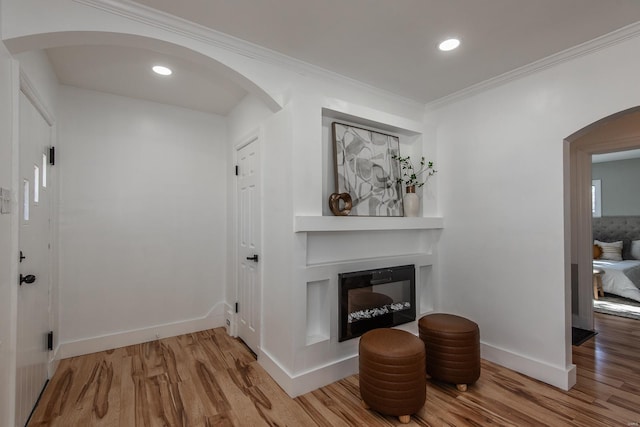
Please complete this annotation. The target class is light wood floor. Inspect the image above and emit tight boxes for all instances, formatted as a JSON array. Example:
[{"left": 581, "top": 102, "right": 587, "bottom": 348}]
[{"left": 28, "top": 313, "right": 640, "bottom": 426}]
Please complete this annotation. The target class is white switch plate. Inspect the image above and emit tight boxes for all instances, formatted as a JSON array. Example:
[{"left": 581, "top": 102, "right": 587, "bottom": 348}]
[{"left": 0, "top": 188, "right": 10, "bottom": 214}]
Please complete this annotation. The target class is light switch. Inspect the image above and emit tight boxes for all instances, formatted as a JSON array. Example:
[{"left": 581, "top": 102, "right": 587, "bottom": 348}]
[{"left": 0, "top": 188, "right": 11, "bottom": 214}]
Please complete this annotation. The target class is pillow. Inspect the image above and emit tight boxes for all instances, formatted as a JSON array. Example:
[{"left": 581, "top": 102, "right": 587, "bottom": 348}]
[
  {"left": 594, "top": 240, "right": 623, "bottom": 261},
  {"left": 593, "top": 244, "right": 602, "bottom": 260},
  {"left": 631, "top": 240, "right": 640, "bottom": 260}
]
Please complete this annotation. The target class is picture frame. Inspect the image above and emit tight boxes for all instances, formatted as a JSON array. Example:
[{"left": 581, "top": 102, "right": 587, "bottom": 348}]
[{"left": 332, "top": 122, "right": 403, "bottom": 216}]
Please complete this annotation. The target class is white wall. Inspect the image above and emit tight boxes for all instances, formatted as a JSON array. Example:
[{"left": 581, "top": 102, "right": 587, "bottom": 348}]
[
  {"left": 432, "top": 33, "right": 640, "bottom": 389},
  {"left": 227, "top": 95, "right": 273, "bottom": 143},
  {"left": 592, "top": 158, "right": 640, "bottom": 215},
  {"left": 57, "top": 86, "right": 228, "bottom": 355}
]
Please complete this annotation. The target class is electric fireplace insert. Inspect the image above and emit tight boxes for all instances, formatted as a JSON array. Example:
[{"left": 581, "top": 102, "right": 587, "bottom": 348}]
[{"left": 338, "top": 264, "right": 415, "bottom": 342}]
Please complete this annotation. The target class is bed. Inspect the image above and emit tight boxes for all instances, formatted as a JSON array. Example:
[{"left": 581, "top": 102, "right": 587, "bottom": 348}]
[{"left": 593, "top": 216, "right": 640, "bottom": 302}]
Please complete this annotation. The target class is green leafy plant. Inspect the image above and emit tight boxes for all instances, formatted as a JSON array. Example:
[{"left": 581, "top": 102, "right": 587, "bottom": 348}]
[{"left": 392, "top": 155, "right": 437, "bottom": 188}]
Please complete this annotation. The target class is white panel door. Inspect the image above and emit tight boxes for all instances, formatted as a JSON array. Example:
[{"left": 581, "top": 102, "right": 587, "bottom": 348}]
[
  {"left": 236, "top": 138, "right": 261, "bottom": 354},
  {"left": 16, "top": 91, "right": 51, "bottom": 427}
]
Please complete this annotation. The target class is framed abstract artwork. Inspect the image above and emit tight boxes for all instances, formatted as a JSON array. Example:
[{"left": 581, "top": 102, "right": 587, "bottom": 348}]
[{"left": 332, "top": 122, "right": 403, "bottom": 216}]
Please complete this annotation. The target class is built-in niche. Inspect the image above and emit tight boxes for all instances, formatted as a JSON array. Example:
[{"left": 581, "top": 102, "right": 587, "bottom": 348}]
[
  {"left": 306, "top": 279, "right": 330, "bottom": 345},
  {"left": 321, "top": 108, "right": 423, "bottom": 217},
  {"left": 419, "top": 265, "right": 434, "bottom": 314}
]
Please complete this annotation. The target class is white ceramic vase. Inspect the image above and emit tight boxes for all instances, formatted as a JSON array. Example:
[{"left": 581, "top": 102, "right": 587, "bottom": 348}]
[{"left": 403, "top": 186, "right": 419, "bottom": 217}]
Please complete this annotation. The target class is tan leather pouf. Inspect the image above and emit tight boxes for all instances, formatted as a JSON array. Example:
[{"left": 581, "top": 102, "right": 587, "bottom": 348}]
[
  {"left": 418, "top": 313, "right": 480, "bottom": 391},
  {"left": 359, "top": 328, "right": 426, "bottom": 424}
]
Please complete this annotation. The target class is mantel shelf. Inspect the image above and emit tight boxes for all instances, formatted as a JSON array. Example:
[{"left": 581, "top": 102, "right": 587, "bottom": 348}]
[{"left": 294, "top": 216, "right": 443, "bottom": 232}]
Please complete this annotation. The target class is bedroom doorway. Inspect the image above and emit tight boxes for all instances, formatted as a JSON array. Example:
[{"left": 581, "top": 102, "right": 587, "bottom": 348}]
[
  {"left": 567, "top": 107, "right": 640, "bottom": 333},
  {"left": 591, "top": 151, "right": 640, "bottom": 318}
]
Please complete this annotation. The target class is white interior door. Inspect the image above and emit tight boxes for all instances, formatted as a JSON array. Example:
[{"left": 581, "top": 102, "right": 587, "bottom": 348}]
[
  {"left": 236, "top": 138, "right": 261, "bottom": 354},
  {"left": 16, "top": 91, "right": 51, "bottom": 427}
]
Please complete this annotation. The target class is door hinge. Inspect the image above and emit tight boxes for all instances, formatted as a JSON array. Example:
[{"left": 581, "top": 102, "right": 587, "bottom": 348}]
[
  {"left": 235, "top": 302, "right": 239, "bottom": 313},
  {"left": 49, "top": 146, "right": 55, "bottom": 166},
  {"left": 235, "top": 165, "right": 239, "bottom": 176},
  {"left": 47, "top": 331, "right": 53, "bottom": 351}
]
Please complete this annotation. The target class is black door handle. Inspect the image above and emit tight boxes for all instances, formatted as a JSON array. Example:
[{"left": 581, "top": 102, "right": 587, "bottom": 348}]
[
  {"left": 19, "top": 251, "right": 26, "bottom": 263},
  {"left": 246, "top": 255, "right": 259, "bottom": 262},
  {"left": 19, "top": 274, "right": 36, "bottom": 285}
]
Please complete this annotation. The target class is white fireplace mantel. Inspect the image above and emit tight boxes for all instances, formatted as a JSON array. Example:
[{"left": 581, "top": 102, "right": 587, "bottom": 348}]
[{"left": 294, "top": 216, "right": 444, "bottom": 232}]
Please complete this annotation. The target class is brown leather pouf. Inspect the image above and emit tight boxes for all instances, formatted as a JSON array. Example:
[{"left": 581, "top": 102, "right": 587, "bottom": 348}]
[
  {"left": 359, "top": 328, "right": 426, "bottom": 424},
  {"left": 418, "top": 313, "right": 480, "bottom": 392}
]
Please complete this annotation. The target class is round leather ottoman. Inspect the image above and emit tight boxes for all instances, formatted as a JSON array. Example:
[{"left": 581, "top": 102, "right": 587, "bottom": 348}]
[
  {"left": 418, "top": 313, "right": 480, "bottom": 391},
  {"left": 359, "top": 328, "right": 426, "bottom": 424}
]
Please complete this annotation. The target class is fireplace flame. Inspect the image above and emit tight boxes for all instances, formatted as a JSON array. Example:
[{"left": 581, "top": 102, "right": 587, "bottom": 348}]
[{"left": 348, "top": 302, "right": 411, "bottom": 324}]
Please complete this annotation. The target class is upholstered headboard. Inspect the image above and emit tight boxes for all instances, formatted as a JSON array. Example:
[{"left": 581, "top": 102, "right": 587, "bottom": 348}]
[{"left": 592, "top": 216, "right": 640, "bottom": 259}]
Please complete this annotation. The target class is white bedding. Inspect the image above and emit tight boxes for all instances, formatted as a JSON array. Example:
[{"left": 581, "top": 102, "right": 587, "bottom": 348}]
[{"left": 593, "top": 259, "right": 640, "bottom": 302}]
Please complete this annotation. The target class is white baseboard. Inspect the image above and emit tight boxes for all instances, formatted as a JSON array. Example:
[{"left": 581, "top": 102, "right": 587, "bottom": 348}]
[
  {"left": 57, "top": 302, "right": 226, "bottom": 359},
  {"left": 259, "top": 348, "right": 359, "bottom": 398},
  {"left": 259, "top": 339, "right": 577, "bottom": 398},
  {"left": 481, "top": 342, "right": 577, "bottom": 390},
  {"left": 48, "top": 348, "right": 61, "bottom": 378}
]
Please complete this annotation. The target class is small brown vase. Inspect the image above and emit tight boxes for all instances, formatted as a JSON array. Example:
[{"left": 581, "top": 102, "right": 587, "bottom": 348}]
[{"left": 329, "top": 192, "right": 353, "bottom": 216}]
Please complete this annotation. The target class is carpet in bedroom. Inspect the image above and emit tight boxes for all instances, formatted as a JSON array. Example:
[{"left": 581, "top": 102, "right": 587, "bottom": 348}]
[{"left": 593, "top": 293, "right": 640, "bottom": 320}]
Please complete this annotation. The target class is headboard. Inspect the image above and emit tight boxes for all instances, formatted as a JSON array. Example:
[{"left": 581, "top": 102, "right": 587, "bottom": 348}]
[{"left": 592, "top": 216, "right": 640, "bottom": 259}]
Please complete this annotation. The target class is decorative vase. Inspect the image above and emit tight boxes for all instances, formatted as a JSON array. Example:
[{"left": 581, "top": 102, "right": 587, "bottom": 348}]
[{"left": 403, "top": 185, "right": 419, "bottom": 217}]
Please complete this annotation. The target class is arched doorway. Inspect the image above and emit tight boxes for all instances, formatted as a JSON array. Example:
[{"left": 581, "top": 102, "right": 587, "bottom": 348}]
[
  {"left": 4, "top": 31, "right": 282, "bottom": 112},
  {"left": 567, "top": 107, "right": 640, "bottom": 331}
]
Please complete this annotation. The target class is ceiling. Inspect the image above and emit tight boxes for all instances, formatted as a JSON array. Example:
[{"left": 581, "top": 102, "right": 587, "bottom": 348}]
[
  {"left": 593, "top": 149, "right": 640, "bottom": 163},
  {"left": 45, "top": 0, "right": 640, "bottom": 114},
  {"left": 46, "top": 44, "right": 247, "bottom": 116}
]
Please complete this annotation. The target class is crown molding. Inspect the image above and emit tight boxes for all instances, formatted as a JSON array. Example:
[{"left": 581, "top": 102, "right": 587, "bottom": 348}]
[
  {"left": 73, "top": 0, "right": 425, "bottom": 111},
  {"left": 426, "top": 21, "right": 640, "bottom": 111}
]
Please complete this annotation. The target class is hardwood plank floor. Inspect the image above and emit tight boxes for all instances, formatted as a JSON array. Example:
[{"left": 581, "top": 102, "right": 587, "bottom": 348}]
[{"left": 28, "top": 314, "right": 640, "bottom": 426}]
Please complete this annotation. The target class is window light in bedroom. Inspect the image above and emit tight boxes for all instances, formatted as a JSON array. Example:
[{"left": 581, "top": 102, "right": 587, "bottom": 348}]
[{"left": 592, "top": 179, "right": 602, "bottom": 217}]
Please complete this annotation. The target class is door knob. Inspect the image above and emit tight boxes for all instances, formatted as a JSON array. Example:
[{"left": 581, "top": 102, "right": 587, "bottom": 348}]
[
  {"left": 19, "top": 274, "right": 36, "bottom": 285},
  {"left": 246, "top": 255, "right": 259, "bottom": 262}
]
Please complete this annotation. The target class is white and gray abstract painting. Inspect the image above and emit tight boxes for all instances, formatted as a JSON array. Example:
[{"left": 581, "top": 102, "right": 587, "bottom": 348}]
[{"left": 332, "top": 122, "right": 403, "bottom": 216}]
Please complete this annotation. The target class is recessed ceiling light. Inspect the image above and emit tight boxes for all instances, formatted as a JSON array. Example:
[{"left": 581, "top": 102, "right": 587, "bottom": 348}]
[
  {"left": 438, "top": 38, "right": 460, "bottom": 52},
  {"left": 152, "top": 65, "right": 172, "bottom": 76}
]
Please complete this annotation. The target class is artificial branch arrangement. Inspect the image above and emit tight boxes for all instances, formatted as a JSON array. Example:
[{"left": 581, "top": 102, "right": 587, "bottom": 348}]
[{"left": 392, "top": 155, "right": 437, "bottom": 188}]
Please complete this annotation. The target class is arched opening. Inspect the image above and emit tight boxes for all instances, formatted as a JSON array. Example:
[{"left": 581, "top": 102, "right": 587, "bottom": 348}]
[
  {"left": 4, "top": 31, "right": 282, "bottom": 112},
  {"left": 566, "top": 106, "right": 640, "bottom": 352}
]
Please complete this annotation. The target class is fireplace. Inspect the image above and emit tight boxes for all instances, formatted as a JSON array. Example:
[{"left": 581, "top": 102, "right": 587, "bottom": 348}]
[{"left": 338, "top": 264, "right": 415, "bottom": 342}]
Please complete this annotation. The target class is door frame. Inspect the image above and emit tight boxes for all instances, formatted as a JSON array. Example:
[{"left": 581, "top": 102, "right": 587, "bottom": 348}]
[
  {"left": 15, "top": 69, "right": 56, "bottom": 424},
  {"left": 24, "top": 84, "right": 58, "bottom": 379},
  {"left": 230, "top": 129, "right": 263, "bottom": 352},
  {"left": 19, "top": 71, "right": 56, "bottom": 368}
]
